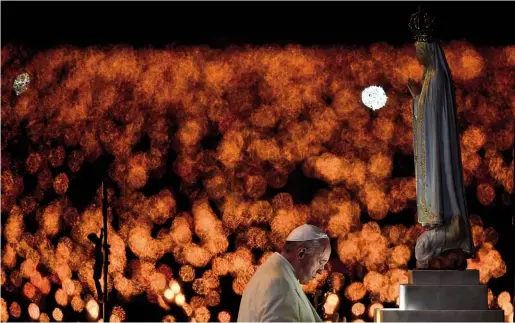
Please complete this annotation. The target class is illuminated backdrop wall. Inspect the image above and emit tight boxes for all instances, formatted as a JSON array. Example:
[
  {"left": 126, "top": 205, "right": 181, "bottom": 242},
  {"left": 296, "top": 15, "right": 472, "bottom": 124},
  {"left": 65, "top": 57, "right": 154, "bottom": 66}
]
[{"left": 1, "top": 42, "right": 514, "bottom": 322}]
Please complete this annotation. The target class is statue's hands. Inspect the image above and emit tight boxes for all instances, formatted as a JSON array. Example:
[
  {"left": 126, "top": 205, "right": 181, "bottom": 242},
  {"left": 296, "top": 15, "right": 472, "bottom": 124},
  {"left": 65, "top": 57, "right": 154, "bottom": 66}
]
[{"left": 408, "top": 78, "right": 421, "bottom": 98}]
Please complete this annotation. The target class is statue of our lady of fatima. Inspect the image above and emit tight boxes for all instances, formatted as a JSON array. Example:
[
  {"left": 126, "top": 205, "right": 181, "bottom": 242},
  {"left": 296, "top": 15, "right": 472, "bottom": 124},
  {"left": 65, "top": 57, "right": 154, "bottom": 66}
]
[{"left": 407, "top": 7, "right": 475, "bottom": 268}]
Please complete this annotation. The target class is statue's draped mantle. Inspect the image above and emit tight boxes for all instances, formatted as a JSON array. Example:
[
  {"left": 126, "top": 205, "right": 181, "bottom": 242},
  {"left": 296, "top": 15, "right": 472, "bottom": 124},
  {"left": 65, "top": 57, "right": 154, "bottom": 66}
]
[{"left": 412, "top": 42, "right": 474, "bottom": 265}]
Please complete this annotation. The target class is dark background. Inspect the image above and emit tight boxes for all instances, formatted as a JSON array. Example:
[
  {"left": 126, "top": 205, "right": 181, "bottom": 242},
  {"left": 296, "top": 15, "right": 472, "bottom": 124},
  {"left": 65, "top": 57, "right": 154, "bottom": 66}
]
[
  {"left": 2, "top": 1, "right": 514, "bottom": 322},
  {"left": 2, "top": 2, "right": 515, "bottom": 48}
]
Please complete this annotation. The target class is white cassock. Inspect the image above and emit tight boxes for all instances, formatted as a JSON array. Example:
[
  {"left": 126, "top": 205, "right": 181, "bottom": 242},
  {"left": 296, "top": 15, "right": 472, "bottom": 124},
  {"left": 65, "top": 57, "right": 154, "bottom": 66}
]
[
  {"left": 237, "top": 252, "right": 322, "bottom": 322},
  {"left": 238, "top": 224, "right": 327, "bottom": 322}
]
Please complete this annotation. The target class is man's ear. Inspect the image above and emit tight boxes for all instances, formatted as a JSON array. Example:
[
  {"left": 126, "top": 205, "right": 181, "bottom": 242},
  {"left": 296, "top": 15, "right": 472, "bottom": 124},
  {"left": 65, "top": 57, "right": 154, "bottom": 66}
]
[{"left": 298, "top": 247, "right": 307, "bottom": 259}]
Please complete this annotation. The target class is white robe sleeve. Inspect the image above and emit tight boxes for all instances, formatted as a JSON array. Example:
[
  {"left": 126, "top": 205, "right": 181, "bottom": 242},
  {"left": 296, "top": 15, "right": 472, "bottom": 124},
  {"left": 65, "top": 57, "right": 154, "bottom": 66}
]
[{"left": 259, "top": 277, "right": 300, "bottom": 322}]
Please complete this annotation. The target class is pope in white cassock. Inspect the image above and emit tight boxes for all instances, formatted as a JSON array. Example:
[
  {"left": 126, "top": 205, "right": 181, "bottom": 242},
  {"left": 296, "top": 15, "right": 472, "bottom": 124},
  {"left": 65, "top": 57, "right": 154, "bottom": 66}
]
[{"left": 237, "top": 224, "right": 331, "bottom": 322}]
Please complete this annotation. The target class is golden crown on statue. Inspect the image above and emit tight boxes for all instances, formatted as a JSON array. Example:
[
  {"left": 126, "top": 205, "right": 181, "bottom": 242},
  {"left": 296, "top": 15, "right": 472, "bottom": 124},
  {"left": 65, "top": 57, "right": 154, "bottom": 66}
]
[{"left": 409, "top": 6, "right": 436, "bottom": 42}]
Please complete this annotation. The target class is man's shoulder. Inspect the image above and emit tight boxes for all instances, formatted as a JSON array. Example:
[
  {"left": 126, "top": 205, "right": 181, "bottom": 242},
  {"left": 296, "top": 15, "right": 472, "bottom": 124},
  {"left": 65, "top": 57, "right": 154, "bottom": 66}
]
[
  {"left": 242, "top": 253, "right": 297, "bottom": 296},
  {"left": 240, "top": 272, "right": 294, "bottom": 307},
  {"left": 258, "top": 271, "right": 291, "bottom": 288},
  {"left": 258, "top": 271, "right": 299, "bottom": 300},
  {"left": 254, "top": 256, "right": 291, "bottom": 281},
  {"left": 245, "top": 262, "right": 292, "bottom": 292}
]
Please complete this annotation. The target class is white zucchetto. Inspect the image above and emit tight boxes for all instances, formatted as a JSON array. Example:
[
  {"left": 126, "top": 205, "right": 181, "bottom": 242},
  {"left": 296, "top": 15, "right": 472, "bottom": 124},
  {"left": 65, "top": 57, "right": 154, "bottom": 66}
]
[{"left": 285, "top": 224, "right": 329, "bottom": 242}]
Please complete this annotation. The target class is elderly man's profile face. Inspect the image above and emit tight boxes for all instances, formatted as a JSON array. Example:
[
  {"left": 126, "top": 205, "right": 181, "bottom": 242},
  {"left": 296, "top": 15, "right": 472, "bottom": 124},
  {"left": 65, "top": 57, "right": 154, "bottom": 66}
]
[{"left": 295, "top": 239, "right": 331, "bottom": 284}]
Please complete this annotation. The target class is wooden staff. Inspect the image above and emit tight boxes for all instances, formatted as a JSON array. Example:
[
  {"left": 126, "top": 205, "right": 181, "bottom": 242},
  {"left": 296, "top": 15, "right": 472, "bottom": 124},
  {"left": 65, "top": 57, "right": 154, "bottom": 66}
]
[
  {"left": 102, "top": 181, "right": 109, "bottom": 320},
  {"left": 512, "top": 122, "right": 515, "bottom": 311}
]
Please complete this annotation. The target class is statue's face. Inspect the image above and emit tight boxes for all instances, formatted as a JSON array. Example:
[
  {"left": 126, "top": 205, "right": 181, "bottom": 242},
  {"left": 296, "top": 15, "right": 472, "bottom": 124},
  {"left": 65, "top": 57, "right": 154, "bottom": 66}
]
[{"left": 415, "top": 42, "right": 427, "bottom": 66}]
